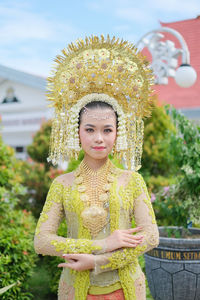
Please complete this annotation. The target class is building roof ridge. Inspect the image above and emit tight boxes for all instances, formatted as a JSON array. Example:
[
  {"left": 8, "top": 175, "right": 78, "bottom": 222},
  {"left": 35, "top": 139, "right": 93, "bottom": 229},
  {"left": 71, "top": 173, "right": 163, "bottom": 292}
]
[{"left": 0, "top": 64, "right": 46, "bottom": 90}]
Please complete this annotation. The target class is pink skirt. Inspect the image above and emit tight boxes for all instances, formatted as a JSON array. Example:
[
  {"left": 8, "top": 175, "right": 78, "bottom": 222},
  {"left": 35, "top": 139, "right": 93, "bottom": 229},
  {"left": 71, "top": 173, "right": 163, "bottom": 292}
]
[{"left": 87, "top": 288, "right": 125, "bottom": 300}]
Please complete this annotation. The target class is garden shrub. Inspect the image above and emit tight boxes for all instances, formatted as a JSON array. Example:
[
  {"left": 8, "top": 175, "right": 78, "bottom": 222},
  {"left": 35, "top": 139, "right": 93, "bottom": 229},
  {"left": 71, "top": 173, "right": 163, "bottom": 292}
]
[
  {"left": 0, "top": 135, "right": 37, "bottom": 299},
  {"left": 154, "top": 106, "right": 200, "bottom": 227},
  {"left": 16, "top": 159, "right": 63, "bottom": 218},
  {"left": 0, "top": 195, "right": 37, "bottom": 299},
  {"left": 14, "top": 120, "right": 64, "bottom": 218},
  {"left": 141, "top": 105, "right": 176, "bottom": 182},
  {"left": 27, "top": 120, "right": 52, "bottom": 170}
]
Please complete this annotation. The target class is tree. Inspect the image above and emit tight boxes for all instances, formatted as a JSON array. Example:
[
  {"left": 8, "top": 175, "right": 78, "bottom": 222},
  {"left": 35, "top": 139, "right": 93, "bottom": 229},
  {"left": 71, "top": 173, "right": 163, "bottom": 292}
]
[
  {"left": 27, "top": 120, "right": 52, "bottom": 170},
  {"left": 141, "top": 102, "right": 177, "bottom": 192}
]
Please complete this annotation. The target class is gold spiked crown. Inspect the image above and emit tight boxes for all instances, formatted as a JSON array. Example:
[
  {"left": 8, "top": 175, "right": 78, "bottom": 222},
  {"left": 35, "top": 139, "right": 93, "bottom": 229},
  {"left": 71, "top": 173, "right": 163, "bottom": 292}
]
[{"left": 46, "top": 35, "right": 155, "bottom": 170}]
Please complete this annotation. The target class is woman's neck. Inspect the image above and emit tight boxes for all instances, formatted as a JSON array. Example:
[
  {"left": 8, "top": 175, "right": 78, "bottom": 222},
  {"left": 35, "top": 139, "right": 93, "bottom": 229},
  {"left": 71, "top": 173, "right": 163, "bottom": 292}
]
[{"left": 83, "top": 154, "right": 108, "bottom": 171}]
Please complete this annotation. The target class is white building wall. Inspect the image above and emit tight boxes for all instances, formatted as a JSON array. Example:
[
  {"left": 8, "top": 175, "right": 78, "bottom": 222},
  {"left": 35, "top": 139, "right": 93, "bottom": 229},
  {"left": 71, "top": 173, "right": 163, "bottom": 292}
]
[
  {"left": 0, "top": 76, "right": 53, "bottom": 159},
  {"left": 0, "top": 79, "right": 46, "bottom": 109}
]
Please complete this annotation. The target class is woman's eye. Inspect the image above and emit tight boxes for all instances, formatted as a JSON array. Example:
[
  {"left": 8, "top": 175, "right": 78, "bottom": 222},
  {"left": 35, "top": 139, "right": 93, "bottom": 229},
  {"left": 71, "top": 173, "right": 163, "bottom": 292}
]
[
  {"left": 104, "top": 128, "right": 112, "bottom": 133},
  {"left": 86, "top": 128, "right": 94, "bottom": 132}
]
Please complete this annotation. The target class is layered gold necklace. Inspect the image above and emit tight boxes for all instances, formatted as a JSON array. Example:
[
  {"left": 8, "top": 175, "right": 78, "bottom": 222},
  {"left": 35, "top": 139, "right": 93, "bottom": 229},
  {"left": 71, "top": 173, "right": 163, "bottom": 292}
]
[{"left": 74, "top": 158, "right": 119, "bottom": 237}]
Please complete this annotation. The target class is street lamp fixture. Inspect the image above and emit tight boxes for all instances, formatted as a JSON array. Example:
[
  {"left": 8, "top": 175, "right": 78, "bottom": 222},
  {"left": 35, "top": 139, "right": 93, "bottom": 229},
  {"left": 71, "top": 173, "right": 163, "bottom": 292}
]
[{"left": 136, "top": 27, "right": 197, "bottom": 88}]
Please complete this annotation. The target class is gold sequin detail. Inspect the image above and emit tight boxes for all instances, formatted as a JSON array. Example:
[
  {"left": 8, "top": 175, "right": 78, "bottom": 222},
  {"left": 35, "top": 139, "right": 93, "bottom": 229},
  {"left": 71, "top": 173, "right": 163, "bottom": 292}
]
[{"left": 75, "top": 159, "right": 115, "bottom": 236}]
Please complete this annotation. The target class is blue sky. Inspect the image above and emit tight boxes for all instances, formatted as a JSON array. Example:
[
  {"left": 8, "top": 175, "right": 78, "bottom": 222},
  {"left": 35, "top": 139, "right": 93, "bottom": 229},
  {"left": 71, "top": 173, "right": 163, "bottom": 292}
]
[{"left": 1, "top": 0, "right": 200, "bottom": 77}]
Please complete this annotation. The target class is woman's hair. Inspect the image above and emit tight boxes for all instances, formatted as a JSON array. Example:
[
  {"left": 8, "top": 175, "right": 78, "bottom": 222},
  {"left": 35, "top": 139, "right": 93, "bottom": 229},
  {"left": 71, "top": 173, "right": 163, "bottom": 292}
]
[{"left": 79, "top": 101, "right": 118, "bottom": 127}]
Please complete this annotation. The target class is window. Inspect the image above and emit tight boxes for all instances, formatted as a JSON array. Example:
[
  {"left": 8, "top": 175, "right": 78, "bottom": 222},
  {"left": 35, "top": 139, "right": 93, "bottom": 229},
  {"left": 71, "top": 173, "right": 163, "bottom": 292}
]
[{"left": 15, "top": 146, "right": 24, "bottom": 153}]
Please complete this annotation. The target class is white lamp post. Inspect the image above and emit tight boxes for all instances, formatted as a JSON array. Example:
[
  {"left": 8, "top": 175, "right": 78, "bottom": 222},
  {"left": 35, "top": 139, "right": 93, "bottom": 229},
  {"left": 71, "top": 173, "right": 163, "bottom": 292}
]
[{"left": 136, "top": 27, "right": 197, "bottom": 88}]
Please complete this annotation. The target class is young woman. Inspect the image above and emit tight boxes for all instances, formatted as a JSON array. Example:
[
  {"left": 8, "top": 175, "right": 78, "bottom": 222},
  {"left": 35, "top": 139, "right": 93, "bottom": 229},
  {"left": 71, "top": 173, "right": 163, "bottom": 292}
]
[{"left": 34, "top": 36, "right": 159, "bottom": 300}]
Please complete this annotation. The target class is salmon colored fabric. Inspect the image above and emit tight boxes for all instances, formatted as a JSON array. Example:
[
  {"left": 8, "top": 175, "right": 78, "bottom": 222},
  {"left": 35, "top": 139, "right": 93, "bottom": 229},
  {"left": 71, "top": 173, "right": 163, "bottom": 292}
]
[{"left": 87, "top": 288, "right": 125, "bottom": 300}]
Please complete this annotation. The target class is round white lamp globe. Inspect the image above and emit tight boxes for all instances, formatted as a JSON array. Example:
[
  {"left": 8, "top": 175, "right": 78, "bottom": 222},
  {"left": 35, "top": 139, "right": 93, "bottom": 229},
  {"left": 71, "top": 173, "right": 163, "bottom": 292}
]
[{"left": 175, "top": 64, "right": 197, "bottom": 88}]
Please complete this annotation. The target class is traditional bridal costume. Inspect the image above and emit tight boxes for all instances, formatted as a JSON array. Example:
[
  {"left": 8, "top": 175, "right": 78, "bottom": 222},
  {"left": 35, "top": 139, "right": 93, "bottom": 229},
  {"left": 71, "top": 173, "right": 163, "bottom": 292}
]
[{"left": 34, "top": 35, "right": 159, "bottom": 300}]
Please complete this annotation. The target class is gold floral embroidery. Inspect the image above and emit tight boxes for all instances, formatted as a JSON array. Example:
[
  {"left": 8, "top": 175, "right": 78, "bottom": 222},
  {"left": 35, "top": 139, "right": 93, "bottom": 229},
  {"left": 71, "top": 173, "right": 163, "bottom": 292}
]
[
  {"left": 119, "top": 266, "right": 136, "bottom": 299},
  {"left": 50, "top": 239, "right": 101, "bottom": 254},
  {"left": 138, "top": 176, "right": 156, "bottom": 224},
  {"left": 35, "top": 180, "right": 64, "bottom": 235},
  {"left": 100, "top": 245, "right": 147, "bottom": 270}
]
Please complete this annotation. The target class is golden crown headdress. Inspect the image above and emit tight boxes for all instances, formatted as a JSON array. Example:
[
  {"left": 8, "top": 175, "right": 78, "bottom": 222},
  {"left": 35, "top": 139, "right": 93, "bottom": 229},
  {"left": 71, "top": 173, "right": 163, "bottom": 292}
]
[{"left": 47, "top": 35, "right": 154, "bottom": 170}]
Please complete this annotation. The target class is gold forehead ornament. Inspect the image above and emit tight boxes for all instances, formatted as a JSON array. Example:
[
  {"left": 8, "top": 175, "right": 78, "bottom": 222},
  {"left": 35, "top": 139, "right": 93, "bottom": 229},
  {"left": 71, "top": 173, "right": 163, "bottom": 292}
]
[{"left": 82, "top": 106, "right": 116, "bottom": 121}]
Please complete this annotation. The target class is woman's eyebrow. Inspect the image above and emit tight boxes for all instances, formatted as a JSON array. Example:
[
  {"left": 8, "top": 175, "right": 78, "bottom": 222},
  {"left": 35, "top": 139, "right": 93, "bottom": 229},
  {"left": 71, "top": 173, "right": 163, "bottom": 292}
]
[
  {"left": 84, "top": 124, "right": 114, "bottom": 128},
  {"left": 104, "top": 125, "right": 114, "bottom": 128},
  {"left": 84, "top": 124, "right": 96, "bottom": 127}
]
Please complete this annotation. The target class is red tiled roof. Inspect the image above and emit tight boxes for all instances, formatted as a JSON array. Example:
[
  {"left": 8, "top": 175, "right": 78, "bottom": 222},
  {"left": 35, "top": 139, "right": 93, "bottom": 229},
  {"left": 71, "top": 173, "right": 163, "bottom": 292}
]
[{"left": 142, "top": 17, "right": 200, "bottom": 108}]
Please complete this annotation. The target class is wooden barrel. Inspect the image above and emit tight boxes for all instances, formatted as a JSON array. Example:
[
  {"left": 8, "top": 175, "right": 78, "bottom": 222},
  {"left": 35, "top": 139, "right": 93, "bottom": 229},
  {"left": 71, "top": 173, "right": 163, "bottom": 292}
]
[{"left": 144, "top": 227, "right": 200, "bottom": 300}]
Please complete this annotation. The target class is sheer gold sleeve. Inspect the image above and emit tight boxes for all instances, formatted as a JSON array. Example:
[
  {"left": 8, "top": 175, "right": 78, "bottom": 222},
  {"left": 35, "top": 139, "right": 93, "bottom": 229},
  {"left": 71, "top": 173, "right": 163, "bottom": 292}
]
[
  {"left": 34, "top": 180, "right": 103, "bottom": 258},
  {"left": 93, "top": 173, "right": 159, "bottom": 274}
]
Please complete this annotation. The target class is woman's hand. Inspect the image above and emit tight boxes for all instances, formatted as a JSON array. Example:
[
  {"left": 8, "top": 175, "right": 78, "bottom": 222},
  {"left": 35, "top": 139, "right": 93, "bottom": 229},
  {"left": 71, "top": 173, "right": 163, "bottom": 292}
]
[
  {"left": 58, "top": 254, "right": 95, "bottom": 271},
  {"left": 105, "top": 227, "right": 144, "bottom": 252}
]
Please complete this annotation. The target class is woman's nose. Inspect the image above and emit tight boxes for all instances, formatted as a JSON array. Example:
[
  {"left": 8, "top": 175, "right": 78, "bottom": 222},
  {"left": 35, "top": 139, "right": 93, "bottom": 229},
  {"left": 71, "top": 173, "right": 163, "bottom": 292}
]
[{"left": 95, "top": 132, "right": 103, "bottom": 143}]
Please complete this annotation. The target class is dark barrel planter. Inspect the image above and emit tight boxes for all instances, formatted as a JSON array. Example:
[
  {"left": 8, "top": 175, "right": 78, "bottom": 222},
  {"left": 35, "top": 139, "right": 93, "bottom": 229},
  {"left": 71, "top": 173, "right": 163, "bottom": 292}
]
[{"left": 145, "top": 227, "right": 200, "bottom": 300}]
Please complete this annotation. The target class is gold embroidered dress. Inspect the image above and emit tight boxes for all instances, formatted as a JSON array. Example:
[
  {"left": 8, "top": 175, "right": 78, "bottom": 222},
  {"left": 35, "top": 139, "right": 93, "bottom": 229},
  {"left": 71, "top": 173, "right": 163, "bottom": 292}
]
[{"left": 34, "top": 159, "right": 159, "bottom": 300}]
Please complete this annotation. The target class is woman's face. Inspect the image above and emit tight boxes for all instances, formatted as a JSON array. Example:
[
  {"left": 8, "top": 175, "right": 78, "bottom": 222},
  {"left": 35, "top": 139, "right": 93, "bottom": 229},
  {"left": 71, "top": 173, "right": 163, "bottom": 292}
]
[{"left": 79, "top": 108, "right": 117, "bottom": 160}]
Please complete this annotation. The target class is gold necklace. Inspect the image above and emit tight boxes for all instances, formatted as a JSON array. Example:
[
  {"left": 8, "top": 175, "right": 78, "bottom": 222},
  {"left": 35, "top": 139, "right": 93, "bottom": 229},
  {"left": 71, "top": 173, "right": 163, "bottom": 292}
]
[{"left": 74, "top": 158, "right": 118, "bottom": 237}]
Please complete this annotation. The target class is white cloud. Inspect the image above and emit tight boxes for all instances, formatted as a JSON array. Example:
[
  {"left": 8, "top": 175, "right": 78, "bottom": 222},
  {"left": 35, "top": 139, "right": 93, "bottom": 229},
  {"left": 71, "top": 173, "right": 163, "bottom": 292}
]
[
  {"left": 115, "top": 7, "right": 154, "bottom": 23},
  {"left": 113, "top": 24, "right": 131, "bottom": 31},
  {"left": 151, "top": 0, "right": 200, "bottom": 15},
  {"left": 0, "top": 1, "right": 80, "bottom": 75},
  {"left": 86, "top": 0, "right": 200, "bottom": 23},
  {"left": 0, "top": 45, "right": 50, "bottom": 77},
  {"left": 0, "top": 1, "right": 79, "bottom": 45}
]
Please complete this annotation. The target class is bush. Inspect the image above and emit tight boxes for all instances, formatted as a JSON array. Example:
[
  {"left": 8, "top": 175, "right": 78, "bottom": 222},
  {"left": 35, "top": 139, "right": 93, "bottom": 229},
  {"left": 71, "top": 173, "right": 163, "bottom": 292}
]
[
  {"left": 140, "top": 103, "right": 177, "bottom": 193},
  {"left": 0, "top": 193, "right": 37, "bottom": 299},
  {"left": 15, "top": 159, "right": 63, "bottom": 218},
  {"left": 14, "top": 120, "right": 64, "bottom": 219},
  {"left": 0, "top": 135, "right": 37, "bottom": 299},
  {"left": 153, "top": 106, "right": 200, "bottom": 227},
  {"left": 142, "top": 103, "right": 176, "bottom": 177},
  {"left": 27, "top": 120, "right": 52, "bottom": 170}
]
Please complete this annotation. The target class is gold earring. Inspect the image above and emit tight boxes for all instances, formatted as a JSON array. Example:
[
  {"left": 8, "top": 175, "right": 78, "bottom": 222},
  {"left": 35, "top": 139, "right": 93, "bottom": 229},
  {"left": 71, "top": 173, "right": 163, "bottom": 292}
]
[{"left": 111, "top": 143, "right": 116, "bottom": 157}]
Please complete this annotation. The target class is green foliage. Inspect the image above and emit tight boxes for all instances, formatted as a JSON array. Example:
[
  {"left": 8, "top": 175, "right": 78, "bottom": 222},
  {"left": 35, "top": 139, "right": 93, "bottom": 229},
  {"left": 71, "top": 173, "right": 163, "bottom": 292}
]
[
  {"left": 145, "top": 175, "right": 176, "bottom": 194},
  {"left": 66, "top": 150, "right": 84, "bottom": 172},
  {"left": 15, "top": 159, "right": 64, "bottom": 218},
  {"left": 0, "top": 136, "right": 18, "bottom": 188},
  {"left": 153, "top": 185, "right": 188, "bottom": 227},
  {"left": 154, "top": 106, "right": 200, "bottom": 227},
  {"left": 27, "top": 120, "right": 52, "bottom": 170},
  {"left": 0, "top": 197, "right": 37, "bottom": 299},
  {"left": 166, "top": 106, "right": 200, "bottom": 194},
  {"left": 142, "top": 104, "right": 176, "bottom": 178},
  {"left": 14, "top": 120, "right": 64, "bottom": 218},
  {"left": 27, "top": 259, "right": 57, "bottom": 300},
  {"left": 162, "top": 227, "right": 190, "bottom": 239},
  {"left": 0, "top": 136, "right": 37, "bottom": 299}
]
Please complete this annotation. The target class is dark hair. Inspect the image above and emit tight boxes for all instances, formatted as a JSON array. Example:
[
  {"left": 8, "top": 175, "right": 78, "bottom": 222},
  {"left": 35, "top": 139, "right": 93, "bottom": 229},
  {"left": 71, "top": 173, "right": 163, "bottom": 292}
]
[{"left": 79, "top": 101, "right": 118, "bottom": 127}]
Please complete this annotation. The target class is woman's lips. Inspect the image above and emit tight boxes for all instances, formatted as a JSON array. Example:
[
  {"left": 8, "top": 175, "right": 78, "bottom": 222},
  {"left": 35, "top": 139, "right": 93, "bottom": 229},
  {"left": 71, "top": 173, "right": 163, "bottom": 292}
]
[{"left": 92, "top": 147, "right": 106, "bottom": 151}]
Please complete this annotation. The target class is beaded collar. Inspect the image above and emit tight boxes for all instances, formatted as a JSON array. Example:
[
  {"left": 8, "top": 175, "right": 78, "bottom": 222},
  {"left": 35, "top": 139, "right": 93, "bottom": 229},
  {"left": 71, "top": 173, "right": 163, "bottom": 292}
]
[{"left": 74, "top": 158, "right": 120, "bottom": 236}]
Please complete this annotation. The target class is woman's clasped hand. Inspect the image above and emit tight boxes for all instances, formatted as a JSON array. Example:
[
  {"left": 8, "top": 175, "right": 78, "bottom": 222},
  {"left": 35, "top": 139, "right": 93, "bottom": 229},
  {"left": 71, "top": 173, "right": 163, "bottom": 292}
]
[{"left": 58, "top": 227, "right": 144, "bottom": 271}]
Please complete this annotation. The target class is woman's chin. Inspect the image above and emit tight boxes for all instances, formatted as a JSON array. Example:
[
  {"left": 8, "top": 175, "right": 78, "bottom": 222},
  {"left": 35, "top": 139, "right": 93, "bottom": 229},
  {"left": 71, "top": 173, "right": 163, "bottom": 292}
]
[{"left": 86, "top": 151, "right": 109, "bottom": 160}]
